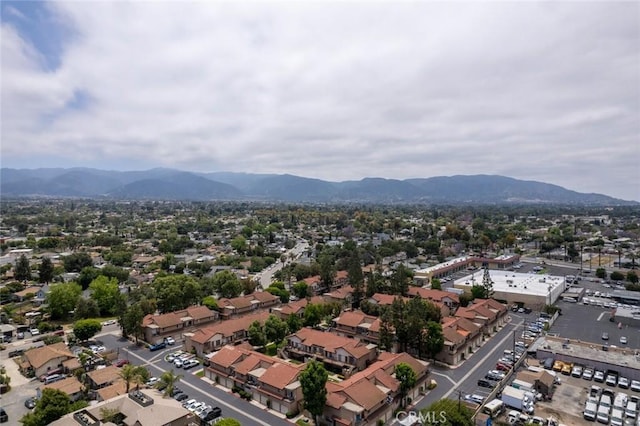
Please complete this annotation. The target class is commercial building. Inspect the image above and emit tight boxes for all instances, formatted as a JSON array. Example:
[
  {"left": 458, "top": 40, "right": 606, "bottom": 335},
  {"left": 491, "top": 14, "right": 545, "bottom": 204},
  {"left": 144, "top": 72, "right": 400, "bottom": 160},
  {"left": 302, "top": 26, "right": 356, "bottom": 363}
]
[
  {"left": 414, "top": 255, "right": 520, "bottom": 284},
  {"left": 533, "top": 335, "right": 640, "bottom": 381},
  {"left": 454, "top": 271, "right": 566, "bottom": 308}
]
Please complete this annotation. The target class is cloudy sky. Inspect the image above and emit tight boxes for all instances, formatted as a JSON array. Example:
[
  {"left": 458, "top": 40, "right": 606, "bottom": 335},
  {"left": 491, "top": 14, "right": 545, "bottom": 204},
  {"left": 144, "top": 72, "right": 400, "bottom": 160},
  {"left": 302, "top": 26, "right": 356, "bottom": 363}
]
[{"left": 2, "top": 1, "right": 639, "bottom": 201}]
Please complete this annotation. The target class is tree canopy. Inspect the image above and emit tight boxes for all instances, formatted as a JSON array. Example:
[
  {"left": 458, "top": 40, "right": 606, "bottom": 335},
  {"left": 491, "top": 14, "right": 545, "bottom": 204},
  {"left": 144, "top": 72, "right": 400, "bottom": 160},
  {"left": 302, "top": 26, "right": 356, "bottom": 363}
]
[
  {"left": 47, "top": 282, "right": 82, "bottom": 320},
  {"left": 300, "top": 360, "right": 328, "bottom": 424}
]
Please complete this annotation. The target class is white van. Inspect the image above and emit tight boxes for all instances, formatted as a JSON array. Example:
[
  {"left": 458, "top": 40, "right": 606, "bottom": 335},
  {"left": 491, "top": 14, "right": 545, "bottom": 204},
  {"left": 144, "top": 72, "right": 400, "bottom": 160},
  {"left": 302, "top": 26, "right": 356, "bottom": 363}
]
[
  {"left": 584, "top": 401, "right": 598, "bottom": 421},
  {"left": 611, "top": 408, "right": 625, "bottom": 426},
  {"left": 626, "top": 400, "right": 637, "bottom": 419},
  {"left": 482, "top": 399, "right": 504, "bottom": 418},
  {"left": 44, "top": 374, "right": 63, "bottom": 385}
]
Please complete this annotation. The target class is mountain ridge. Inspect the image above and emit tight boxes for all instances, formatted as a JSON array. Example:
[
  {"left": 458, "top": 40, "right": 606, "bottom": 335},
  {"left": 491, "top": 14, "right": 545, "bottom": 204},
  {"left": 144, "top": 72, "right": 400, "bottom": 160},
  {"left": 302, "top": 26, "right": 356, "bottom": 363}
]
[{"left": 0, "top": 168, "right": 636, "bottom": 205}]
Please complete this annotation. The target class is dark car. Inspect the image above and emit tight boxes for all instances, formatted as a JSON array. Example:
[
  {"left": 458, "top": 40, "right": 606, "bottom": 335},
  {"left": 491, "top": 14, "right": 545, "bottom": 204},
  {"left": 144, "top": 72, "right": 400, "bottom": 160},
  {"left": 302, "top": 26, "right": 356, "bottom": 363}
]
[
  {"left": 149, "top": 342, "right": 166, "bottom": 351},
  {"left": 8, "top": 349, "right": 24, "bottom": 358},
  {"left": 477, "top": 379, "right": 495, "bottom": 388},
  {"left": 174, "top": 393, "right": 189, "bottom": 402},
  {"left": 0, "top": 408, "right": 7, "bottom": 423},
  {"left": 114, "top": 359, "right": 130, "bottom": 367},
  {"left": 203, "top": 407, "right": 222, "bottom": 421},
  {"left": 24, "top": 397, "right": 37, "bottom": 409}
]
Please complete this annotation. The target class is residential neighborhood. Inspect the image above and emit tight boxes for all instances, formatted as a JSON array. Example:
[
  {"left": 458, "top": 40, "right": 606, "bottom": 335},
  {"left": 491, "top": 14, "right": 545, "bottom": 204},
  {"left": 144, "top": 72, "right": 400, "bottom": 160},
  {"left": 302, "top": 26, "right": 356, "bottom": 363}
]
[{"left": 0, "top": 200, "right": 638, "bottom": 425}]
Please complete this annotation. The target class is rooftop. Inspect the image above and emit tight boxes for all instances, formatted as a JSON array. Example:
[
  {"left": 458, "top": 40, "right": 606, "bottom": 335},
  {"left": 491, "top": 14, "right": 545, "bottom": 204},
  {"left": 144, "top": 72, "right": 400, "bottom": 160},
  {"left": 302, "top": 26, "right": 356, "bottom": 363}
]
[
  {"left": 454, "top": 270, "right": 565, "bottom": 297},
  {"left": 535, "top": 335, "right": 640, "bottom": 370}
]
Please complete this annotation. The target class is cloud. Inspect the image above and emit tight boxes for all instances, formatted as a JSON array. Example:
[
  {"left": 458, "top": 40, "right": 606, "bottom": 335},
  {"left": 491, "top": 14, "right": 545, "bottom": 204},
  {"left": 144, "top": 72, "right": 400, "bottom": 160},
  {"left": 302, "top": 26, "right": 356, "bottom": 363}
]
[{"left": 1, "top": 1, "right": 638, "bottom": 200}]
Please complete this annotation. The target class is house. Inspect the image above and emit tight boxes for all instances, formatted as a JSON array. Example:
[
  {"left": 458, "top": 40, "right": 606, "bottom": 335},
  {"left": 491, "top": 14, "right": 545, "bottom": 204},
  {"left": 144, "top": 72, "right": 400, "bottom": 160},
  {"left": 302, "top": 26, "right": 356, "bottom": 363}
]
[
  {"left": 286, "top": 328, "right": 378, "bottom": 374},
  {"left": 142, "top": 305, "right": 218, "bottom": 343},
  {"left": 50, "top": 389, "right": 193, "bottom": 426},
  {"left": 436, "top": 317, "right": 483, "bottom": 365},
  {"left": 206, "top": 345, "right": 304, "bottom": 415},
  {"left": 21, "top": 342, "right": 75, "bottom": 378},
  {"left": 271, "top": 296, "right": 326, "bottom": 321},
  {"left": 217, "top": 292, "right": 280, "bottom": 319},
  {"left": 367, "top": 293, "right": 411, "bottom": 307},
  {"left": 304, "top": 275, "right": 323, "bottom": 295},
  {"left": 13, "top": 286, "right": 42, "bottom": 302},
  {"left": 407, "top": 287, "right": 460, "bottom": 310},
  {"left": 185, "top": 311, "right": 271, "bottom": 356},
  {"left": 516, "top": 370, "right": 555, "bottom": 397},
  {"left": 454, "top": 299, "right": 508, "bottom": 335},
  {"left": 43, "top": 376, "right": 84, "bottom": 401},
  {"left": 332, "top": 270, "right": 350, "bottom": 289},
  {"left": 324, "top": 285, "right": 354, "bottom": 305},
  {"left": 323, "top": 351, "right": 430, "bottom": 426},
  {"left": 96, "top": 379, "right": 128, "bottom": 402},
  {"left": 86, "top": 365, "right": 121, "bottom": 390},
  {"left": 332, "top": 310, "right": 381, "bottom": 346}
]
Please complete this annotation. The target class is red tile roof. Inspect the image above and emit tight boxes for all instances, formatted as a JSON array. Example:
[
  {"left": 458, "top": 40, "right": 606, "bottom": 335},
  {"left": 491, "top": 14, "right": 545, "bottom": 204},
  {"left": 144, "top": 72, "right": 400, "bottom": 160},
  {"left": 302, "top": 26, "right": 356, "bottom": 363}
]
[
  {"left": 190, "top": 311, "right": 270, "bottom": 344},
  {"left": 407, "top": 287, "right": 460, "bottom": 303}
]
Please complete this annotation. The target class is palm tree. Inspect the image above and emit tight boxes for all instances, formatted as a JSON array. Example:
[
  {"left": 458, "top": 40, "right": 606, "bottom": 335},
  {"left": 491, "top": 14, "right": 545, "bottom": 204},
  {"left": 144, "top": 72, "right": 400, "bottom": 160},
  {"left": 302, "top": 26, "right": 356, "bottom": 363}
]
[
  {"left": 157, "top": 369, "right": 182, "bottom": 398},
  {"left": 119, "top": 364, "right": 150, "bottom": 393}
]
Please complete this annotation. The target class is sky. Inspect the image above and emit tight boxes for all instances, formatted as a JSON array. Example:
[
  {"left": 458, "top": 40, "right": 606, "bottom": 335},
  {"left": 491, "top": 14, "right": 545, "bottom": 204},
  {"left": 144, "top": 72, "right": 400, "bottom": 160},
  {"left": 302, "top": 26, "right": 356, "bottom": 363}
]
[{"left": 1, "top": 1, "right": 639, "bottom": 201}]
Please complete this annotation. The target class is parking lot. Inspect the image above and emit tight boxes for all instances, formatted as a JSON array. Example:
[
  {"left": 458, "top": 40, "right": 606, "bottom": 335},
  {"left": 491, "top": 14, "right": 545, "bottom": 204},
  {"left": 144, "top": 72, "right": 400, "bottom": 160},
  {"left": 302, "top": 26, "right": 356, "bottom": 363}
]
[{"left": 551, "top": 300, "right": 640, "bottom": 349}]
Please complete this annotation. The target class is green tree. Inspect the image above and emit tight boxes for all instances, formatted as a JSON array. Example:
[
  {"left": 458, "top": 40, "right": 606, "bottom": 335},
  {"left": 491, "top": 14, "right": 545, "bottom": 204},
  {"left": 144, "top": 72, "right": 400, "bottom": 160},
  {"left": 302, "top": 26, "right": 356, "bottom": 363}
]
[
  {"left": 153, "top": 275, "right": 202, "bottom": 312},
  {"left": 212, "top": 271, "right": 242, "bottom": 299},
  {"left": 122, "top": 303, "right": 145, "bottom": 342},
  {"left": 231, "top": 236, "right": 248, "bottom": 254},
  {"left": 202, "top": 295, "right": 219, "bottom": 311},
  {"left": 303, "top": 303, "right": 323, "bottom": 327},
  {"left": 248, "top": 320, "right": 266, "bottom": 347},
  {"left": 78, "top": 267, "right": 100, "bottom": 289},
  {"left": 470, "top": 285, "right": 488, "bottom": 300},
  {"left": 292, "top": 281, "right": 310, "bottom": 299},
  {"left": 20, "top": 388, "right": 73, "bottom": 426},
  {"left": 74, "top": 297, "right": 100, "bottom": 320},
  {"left": 89, "top": 275, "right": 121, "bottom": 316},
  {"left": 610, "top": 271, "right": 625, "bottom": 281},
  {"left": 422, "top": 321, "right": 445, "bottom": 359},
  {"left": 395, "top": 362, "right": 417, "bottom": 407},
  {"left": 286, "top": 313, "right": 302, "bottom": 334},
  {"left": 73, "top": 319, "right": 102, "bottom": 341},
  {"left": 119, "top": 364, "right": 150, "bottom": 392},
  {"left": 46, "top": 282, "right": 82, "bottom": 320},
  {"left": 158, "top": 369, "right": 182, "bottom": 398},
  {"left": 39, "top": 257, "right": 54, "bottom": 283},
  {"left": 378, "top": 307, "right": 394, "bottom": 351},
  {"left": 596, "top": 267, "right": 607, "bottom": 279},
  {"left": 264, "top": 315, "right": 288, "bottom": 343},
  {"left": 346, "top": 247, "right": 364, "bottom": 308},
  {"left": 628, "top": 271, "right": 639, "bottom": 284},
  {"left": 430, "top": 278, "right": 442, "bottom": 290},
  {"left": 421, "top": 398, "right": 473, "bottom": 426},
  {"left": 318, "top": 253, "right": 336, "bottom": 290},
  {"left": 63, "top": 252, "right": 93, "bottom": 272},
  {"left": 300, "top": 360, "right": 328, "bottom": 426},
  {"left": 15, "top": 254, "right": 32, "bottom": 282}
]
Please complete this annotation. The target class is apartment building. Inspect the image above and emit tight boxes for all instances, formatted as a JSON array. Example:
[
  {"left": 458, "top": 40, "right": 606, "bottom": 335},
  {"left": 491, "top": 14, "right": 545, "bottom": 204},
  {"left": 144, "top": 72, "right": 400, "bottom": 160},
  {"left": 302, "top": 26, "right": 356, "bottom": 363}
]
[
  {"left": 286, "top": 328, "right": 378, "bottom": 373},
  {"left": 217, "top": 292, "right": 280, "bottom": 319},
  {"left": 205, "top": 345, "right": 304, "bottom": 415},
  {"left": 142, "top": 305, "right": 218, "bottom": 343},
  {"left": 185, "top": 311, "right": 270, "bottom": 356},
  {"left": 454, "top": 298, "right": 508, "bottom": 335}
]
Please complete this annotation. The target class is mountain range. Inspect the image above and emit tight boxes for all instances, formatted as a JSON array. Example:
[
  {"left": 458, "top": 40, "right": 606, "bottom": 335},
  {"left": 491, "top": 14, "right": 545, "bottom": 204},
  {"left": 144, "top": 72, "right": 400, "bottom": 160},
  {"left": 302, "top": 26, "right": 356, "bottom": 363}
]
[{"left": 0, "top": 168, "right": 636, "bottom": 205}]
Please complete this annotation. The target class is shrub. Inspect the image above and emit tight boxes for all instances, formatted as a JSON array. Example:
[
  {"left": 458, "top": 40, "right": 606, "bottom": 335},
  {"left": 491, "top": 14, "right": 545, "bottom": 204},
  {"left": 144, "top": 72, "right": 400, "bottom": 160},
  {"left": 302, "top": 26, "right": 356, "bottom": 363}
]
[
  {"left": 377, "top": 420, "right": 385, "bottom": 426},
  {"left": 286, "top": 409, "right": 300, "bottom": 419},
  {"left": 427, "top": 381, "right": 437, "bottom": 390}
]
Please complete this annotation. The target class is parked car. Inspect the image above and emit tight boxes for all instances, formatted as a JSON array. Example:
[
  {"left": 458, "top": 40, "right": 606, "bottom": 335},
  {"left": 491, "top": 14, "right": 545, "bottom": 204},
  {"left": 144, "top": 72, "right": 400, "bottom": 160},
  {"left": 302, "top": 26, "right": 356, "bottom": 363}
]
[
  {"left": 602, "top": 332, "right": 609, "bottom": 340},
  {"left": 24, "top": 397, "right": 37, "bottom": 409},
  {"left": 572, "top": 366, "right": 583, "bottom": 378},
  {"left": 630, "top": 380, "right": 640, "bottom": 392},
  {"left": 583, "top": 368, "right": 594, "bottom": 381},
  {"left": 29, "top": 328, "right": 40, "bottom": 336},
  {"left": 17, "top": 332, "right": 24, "bottom": 339},
  {"left": 0, "top": 408, "right": 7, "bottom": 423},
  {"left": 594, "top": 371, "right": 605, "bottom": 383},
  {"left": 164, "top": 337, "right": 176, "bottom": 345},
  {"left": 175, "top": 393, "right": 189, "bottom": 402},
  {"left": 477, "top": 379, "right": 495, "bottom": 388},
  {"left": 149, "top": 342, "right": 166, "bottom": 351},
  {"left": 114, "top": 359, "right": 130, "bottom": 367},
  {"left": 146, "top": 377, "right": 160, "bottom": 387},
  {"left": 620, "top": 336, "right": 628, "bottom": 344},
  {"left": 464, "top": 394, "right": 484, "bottom": 405},
  {"left": 607, "top": 374, "right": 619, "bottom": 387},
  {"left": 496, "top": 362, "right": 511, "bottom": 371},
  {"left": 183, "top": 359, "right": 199, "bottom": 370},
  {"left": 619, "top": 377, "right": 630, "bottom": 389}
]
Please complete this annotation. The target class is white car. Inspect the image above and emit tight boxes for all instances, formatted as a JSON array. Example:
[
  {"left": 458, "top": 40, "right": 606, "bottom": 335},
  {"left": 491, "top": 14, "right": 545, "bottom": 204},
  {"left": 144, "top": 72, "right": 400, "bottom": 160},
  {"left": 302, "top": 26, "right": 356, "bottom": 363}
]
[
  {"left": 30, "top": 328, "right": 40, "bottom": 336},
  {"left": 188, "top": 402, "right": 204, "bottom": 412},
  {"left": 146, "top": 377, "right": 160, "bottom": 387},
  {"left": 164, "top": 337, "right": 176, "bottom": 345},
  {"left": 621, "top": 336, "right": 628, "bottom": 344},
  {"left": 465, "top": 394, "right": 484, "bottom": 405},
  {"left": 619, "top": 377, "right": 630, "bottom": 389},
  {"left": 102, "top": 319, "right": 117, "bottom": 326},
  {"left": 630, "top": 380, "right": 640, "bottom": 392}
]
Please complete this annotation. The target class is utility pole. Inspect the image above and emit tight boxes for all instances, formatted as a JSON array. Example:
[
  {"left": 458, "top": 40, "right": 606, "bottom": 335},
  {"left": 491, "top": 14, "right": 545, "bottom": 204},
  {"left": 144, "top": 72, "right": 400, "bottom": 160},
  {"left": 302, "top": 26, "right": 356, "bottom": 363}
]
[{"left": 457, "top": 389, "right": 463, "bottom": 411}]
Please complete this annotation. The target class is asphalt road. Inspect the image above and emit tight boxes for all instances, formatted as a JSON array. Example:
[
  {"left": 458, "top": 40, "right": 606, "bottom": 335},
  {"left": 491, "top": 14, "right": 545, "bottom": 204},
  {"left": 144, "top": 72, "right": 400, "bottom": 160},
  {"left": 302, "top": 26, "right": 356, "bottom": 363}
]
[
  {"left": 259, "top": 240, "right": 309, "bottom": 289},
  {"left": 98, "top": 333, "right": 292, "bottom": 426}
]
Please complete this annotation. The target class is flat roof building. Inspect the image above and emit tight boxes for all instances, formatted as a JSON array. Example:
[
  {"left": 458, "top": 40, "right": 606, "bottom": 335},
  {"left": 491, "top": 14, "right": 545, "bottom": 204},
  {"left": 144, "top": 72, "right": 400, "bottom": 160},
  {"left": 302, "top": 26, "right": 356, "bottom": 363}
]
[{"left": 453, "top": 270, "right": 566, "bottom": 309}]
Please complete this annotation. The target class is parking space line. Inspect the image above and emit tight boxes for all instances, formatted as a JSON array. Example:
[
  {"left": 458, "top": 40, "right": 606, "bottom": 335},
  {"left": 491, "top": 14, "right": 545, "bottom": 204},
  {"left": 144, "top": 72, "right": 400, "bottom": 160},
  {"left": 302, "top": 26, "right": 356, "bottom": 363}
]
[
  {"left": 443, "top": 319, "right": 524, "bottom": 400},
  {"left": 431, "top": 371, "right": 456, "bottom": 386},
  {"left": 123, "top": 347, "right": 273, "bottom": 426}
]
